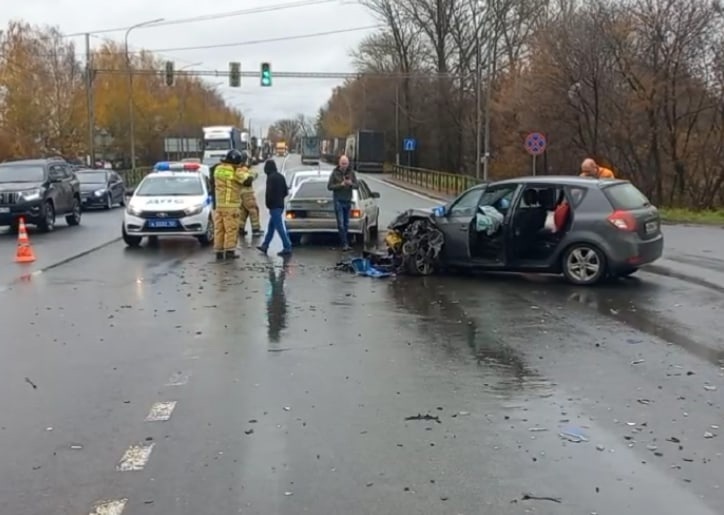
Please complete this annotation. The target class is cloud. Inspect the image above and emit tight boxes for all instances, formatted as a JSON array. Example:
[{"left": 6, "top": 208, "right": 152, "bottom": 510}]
[{"left": 2, "top": 0, "right": 378, "bottom": 132}]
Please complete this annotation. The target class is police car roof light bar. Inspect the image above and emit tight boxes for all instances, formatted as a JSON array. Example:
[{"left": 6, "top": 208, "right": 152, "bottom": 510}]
[{"left": 153, "top": 162, "right": 201, "bottom": 172}]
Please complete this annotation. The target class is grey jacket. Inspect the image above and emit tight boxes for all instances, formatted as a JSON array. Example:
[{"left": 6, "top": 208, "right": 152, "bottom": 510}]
[{"left": 327, "top": 166, "right": 358, "bottom": 202}]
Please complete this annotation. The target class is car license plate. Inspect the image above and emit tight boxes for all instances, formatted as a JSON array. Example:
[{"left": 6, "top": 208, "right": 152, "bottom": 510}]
[
  {"left": 645, "top": 221, "right": 658, "bottom": 233},
  {"left": 0, "top": 207, "right": 9, "bottom": 214},
  {"left": 307, "top": 210, "right": 335, "bottom": 218},
  {"left": 148, "top": 219, "right": 178, "bottom": 228}
]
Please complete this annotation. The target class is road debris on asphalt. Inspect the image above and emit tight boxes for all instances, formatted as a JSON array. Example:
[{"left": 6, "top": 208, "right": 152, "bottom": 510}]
[
  {"left": 520, "top": 492, "right": 562, "bottom": 503},
  {"left": 405, "top": 413, "right": 442, "bottom": 424},
  {"left": 559, "top": 426, "right": 589, "bottom": 443}
]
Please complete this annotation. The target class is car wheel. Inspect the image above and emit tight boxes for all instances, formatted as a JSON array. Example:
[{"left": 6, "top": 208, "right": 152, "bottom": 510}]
[
  {"left": 104, "top": 193, "right": 112, "bottom": 210},
  {"left": 562, "top": 244, "right": 606, "bottom": 285},
  {"left": 122, "top": 225, "right": 142, "bottom": 247},
  {"left": 65, "top": 198, "right": 82, "bottom": 226},
  {"left": 38, "top": 201, "right": 56, "bottom": 232},
  {"left": 197, "top": 216, "right": 214, "bottom": 247}
]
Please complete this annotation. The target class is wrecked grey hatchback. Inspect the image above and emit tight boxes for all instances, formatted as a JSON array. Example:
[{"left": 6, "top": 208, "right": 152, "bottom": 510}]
[{"left": 384, "top": 176, "right": 663, "bottom": 285}]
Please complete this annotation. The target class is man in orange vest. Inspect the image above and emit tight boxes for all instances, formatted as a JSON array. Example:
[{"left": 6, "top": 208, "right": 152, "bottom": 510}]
[{"left": 580, "top": 158, "right": 615, "bottom": 179}]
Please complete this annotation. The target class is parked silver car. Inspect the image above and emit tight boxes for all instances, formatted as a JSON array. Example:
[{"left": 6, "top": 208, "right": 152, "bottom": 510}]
[
  {"left": 287, "top": 169, "right": 331, "bottom": 194},
  {"left": 284, "top": 177, "right": 381, "bottom": 245}
]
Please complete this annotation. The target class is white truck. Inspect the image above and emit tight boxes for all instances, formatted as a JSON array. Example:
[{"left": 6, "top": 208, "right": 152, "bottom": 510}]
[{"left": 201, "top": 126, "right": 245, "bottom": 166}]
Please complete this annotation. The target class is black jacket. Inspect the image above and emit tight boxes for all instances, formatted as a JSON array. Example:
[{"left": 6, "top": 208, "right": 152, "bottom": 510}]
[
  {"left": 327, "top": 166, "right": 358, "bottom": 202},
  {"left": 265, "top": 171, "right": 288, "bottom": 209}
]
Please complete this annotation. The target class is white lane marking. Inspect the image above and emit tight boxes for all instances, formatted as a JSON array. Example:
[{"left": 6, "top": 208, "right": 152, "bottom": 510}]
[
  {"left": 116, "top": 443, "right": 155, "bottom": 471},
  {"left": 362, "top": 175, "right": 442, "bottom": 203},
  {"left": 145, "top": 401, "right": 177, "bottom": 422},
  {"left": 89, "top": 499, "right": 127, "bottom": 515},
  {"left": 165, "top": 371, "right": 190, "bottom": 386}
]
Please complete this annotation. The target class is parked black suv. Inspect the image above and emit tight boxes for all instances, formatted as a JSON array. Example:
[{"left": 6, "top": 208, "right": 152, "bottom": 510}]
[{"left": 0, "top": 158, "right": 82, "bottom": 232}]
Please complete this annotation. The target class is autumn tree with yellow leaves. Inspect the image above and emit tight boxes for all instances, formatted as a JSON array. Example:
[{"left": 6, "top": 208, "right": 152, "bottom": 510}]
[{"left": 0, "top": 20, "right": 242, "bottom": 166}]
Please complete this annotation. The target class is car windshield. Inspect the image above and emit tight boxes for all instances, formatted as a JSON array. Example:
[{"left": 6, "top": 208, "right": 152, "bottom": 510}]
[
  {"left": 204, "top": 139, "right": 230, "bottom": 151},
  {"left": 0, "top": 164, "right": 45, "bottom": 182},
  {"left": 77, "top": 172, "right": 107, "bottom": 184},
  {"left": 135, "top": 176, "right": 203, "bottom": 196},
  {"left": 603, "top": 183, "right": 651, "bottom": 210},
  {"left": 294, "top": 181, "right": 332, "bottom": 199}
]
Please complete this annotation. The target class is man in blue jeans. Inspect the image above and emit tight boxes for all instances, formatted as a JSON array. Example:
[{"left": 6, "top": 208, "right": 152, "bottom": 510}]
[
  {"left": 257, "top": 159, "right": 292, "bottom": 256},
  {"left": 327, "top": 155, "right": 358, "bottom": 251}
]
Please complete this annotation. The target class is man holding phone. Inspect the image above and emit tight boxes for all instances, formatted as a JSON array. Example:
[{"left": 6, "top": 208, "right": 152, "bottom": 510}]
[{"left": 327, "top": 155, "right": 358, "bottom": 251}]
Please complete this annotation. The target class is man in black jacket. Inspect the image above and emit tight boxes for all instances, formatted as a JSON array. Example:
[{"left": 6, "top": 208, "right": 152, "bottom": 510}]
[
  {"left": 327, "top": 155, "right": 358, "bottom": 251},
  {"left": 257, "top": 159, "right": 292, "bottom": 256}
]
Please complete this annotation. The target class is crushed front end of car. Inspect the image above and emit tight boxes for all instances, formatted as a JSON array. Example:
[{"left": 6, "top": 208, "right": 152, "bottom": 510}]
[{"left": 383, "top": 209, "right": 445, "bottom": 276}]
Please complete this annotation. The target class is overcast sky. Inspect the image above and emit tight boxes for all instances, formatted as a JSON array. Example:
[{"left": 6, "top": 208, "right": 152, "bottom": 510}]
[{"left": 2, "top": 0, "right": 379, "bottom": 135}]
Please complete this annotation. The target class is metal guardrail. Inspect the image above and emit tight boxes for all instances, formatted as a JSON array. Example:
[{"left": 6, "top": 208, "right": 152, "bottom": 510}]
[
  {"left": 118, "top": 167, "right": 152, "bottom": 190},
  {"left": 391, "top": 165, "right": 483, "bottom": 197}
]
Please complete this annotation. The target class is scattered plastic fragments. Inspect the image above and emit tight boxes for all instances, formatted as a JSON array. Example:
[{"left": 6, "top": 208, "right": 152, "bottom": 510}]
[{"left": 559, "top": 426, "right": 589, "bottom": 443}]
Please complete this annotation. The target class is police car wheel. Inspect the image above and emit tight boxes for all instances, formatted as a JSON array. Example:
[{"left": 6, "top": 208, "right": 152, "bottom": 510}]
[
  {"left": 122, "top": 225, "right": 142, "bottom": 248},
  {"left": 197, "top": 216, "right": 214, "bottom": 247}
]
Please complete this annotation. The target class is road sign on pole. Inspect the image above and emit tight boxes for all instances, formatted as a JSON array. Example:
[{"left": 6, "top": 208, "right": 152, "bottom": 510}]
[
  {"left": 524, "top": 132, "right": 546, "bottom": 156},
  {"left": 403, "top": 138, "right": 416, "bottom": 152}
]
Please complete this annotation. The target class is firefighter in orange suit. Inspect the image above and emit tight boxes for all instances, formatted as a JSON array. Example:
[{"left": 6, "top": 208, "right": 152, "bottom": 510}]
[
  {"left": 238, "top": 153, "right": 263, "bottom": 237},
  {"left": 212, "top": 149, "right": 252, "bottom": 260}
]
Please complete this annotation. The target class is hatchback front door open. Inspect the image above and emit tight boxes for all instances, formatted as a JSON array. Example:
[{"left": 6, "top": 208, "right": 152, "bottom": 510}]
[{"left": 435, "top": 187, "right": 485, "bottom": 261}]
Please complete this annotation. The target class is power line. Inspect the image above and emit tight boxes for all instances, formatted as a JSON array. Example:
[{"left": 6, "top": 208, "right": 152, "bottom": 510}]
[
  {"left": 97, "top": 26, "right": 381, "bottom": 55},
  {"left": 63, "top": 0, "right": 340, "bottom": 37}
]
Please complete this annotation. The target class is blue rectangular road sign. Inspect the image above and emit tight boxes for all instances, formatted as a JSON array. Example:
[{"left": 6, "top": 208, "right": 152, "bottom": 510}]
[{"left": 403, "top": 138, "right": 416, "bottom": 152}]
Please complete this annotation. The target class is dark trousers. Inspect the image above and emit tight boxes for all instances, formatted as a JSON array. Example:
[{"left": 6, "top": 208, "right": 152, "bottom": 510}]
[
  {"left": 261, "top": 208, "right": 292, "bottom": 251},
  {"left": 334, "top": 199, "right": 351, "bottom": 246}
]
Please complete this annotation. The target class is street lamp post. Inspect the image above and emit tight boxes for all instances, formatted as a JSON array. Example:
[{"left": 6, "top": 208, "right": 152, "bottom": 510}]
[{"left": 125, "top": 18, "right": 164, "bottom": 172}]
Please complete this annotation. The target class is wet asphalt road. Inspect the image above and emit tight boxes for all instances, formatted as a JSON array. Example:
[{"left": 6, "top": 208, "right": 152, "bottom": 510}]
[{"left": 0, "top": 157, "right": 723, "bottom": 515}]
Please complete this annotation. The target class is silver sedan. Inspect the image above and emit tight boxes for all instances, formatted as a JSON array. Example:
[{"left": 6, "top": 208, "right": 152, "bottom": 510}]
[{"left": 284, "top": 177, "right": 381, "bottom": 245}]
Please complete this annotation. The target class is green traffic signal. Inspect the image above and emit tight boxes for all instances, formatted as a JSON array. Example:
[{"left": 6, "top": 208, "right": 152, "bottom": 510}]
[{"left": 260, "top": 63, "right": 272, "bottom": 87}]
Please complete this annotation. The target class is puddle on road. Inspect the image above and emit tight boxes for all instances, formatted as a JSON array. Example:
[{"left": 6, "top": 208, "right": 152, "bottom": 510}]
[{"left": 385, "top": 277, "right": 551, "bottom": 396}]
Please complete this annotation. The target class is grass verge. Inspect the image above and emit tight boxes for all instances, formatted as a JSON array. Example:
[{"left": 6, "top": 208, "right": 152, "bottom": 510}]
[{"left": 659, "top": 208, "right": 724, "bottom": 225}]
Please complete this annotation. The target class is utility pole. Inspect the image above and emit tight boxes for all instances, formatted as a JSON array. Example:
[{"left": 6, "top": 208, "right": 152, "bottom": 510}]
[
  {"left": 482, "top": 36, "right": 495, "bottom": 182},
  {"left": 85, "top": 33, "right": 95, "bottom": 167},
  {"left": 395, "top": 82, "right": 400, "bottom": 165},
  {"left": 475, "top": 33, "right": 482, "bottom": 180}
]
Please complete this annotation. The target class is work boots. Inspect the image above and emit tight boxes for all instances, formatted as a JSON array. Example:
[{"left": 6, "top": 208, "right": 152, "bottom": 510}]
[
  {"left": 225, "top": 250, "right": 240, "bottom": 259},
  {"left": 215, "top": 251, "right": 224, "bottom": 261}
]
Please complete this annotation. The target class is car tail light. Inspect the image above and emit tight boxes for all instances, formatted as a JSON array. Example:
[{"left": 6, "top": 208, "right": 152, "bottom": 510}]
[
  {"left": 285, "top": 211, "right": 296, "bottom": 219},
  {"left": 350, "top": 209, "right": 362, "bottom": 218},
  {"left": 607, "top": 210, "right": 637, "bottom": 231}
]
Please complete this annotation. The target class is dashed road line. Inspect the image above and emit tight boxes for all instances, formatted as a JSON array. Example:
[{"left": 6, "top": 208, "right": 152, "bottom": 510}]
[
  {"left": 88, "top": 498, "right": 127, "bottom": 514},
  {"left": 116, "top": 443, "right": 155, "bottom": 471},
  {"left": 165, "top": 371, "right": 190, "bottom": 386},
  {"left": 145, "top": 401, "right": 177, "bottom": 422}
]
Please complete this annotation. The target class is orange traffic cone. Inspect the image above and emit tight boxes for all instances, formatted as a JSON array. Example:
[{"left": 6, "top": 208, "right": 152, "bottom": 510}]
[{"left": 15, "top": 217, "right": 36, "bottom": 263}]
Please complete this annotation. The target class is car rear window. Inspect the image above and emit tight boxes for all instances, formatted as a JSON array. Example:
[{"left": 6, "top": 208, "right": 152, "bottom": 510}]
[
  {"left": 603, "top": 183, "right": 650, "bottom": 210},
  {"left": 295, "top": 181, "right": 331, "bottom": 199}
]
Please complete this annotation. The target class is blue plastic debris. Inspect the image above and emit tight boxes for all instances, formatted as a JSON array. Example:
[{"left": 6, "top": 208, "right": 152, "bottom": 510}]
[{"left": 350, "top": 258, "right": 392, "bottom": 278}]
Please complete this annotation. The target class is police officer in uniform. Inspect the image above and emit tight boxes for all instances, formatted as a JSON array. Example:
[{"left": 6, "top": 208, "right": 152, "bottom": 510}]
[
  {"left": 238, "top": 153, "right": 263, "bottom": 237},
  {"left": 212, "top": 149, "right": 252, "bottom": 260}
]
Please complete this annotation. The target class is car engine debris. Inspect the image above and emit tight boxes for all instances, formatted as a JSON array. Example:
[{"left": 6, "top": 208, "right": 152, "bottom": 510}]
[{"left": 384, "top": 210, "right": 445, "bottom": 276}]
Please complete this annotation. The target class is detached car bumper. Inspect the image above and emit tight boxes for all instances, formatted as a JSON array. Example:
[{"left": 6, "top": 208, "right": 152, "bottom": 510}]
[
  {"left": 0, "top": 200, "right": 45, "bottom": 226},
  {"left": 123, "top": 211, "right": 210, "bottom": 237},
  {"left": 286, "top": 217, "right": 364, "bottom": 234}
]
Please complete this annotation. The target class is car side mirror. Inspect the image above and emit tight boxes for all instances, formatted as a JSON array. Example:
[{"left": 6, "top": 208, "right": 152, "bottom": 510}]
[
  {"left": 370, "top": 191, "right": 380, "bottom": 198},
  {"left": 433, "top": 205, "right": 446, "bottom": 217}
]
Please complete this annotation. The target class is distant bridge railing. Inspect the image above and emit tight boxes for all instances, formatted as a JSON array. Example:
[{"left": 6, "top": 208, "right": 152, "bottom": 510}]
[{"left": 391, "top": 165, "right": 483, "bottom": 197}]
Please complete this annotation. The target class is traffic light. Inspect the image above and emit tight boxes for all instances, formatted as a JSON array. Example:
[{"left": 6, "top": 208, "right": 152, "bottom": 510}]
[
  {"left": 165, "top": 61, "right": 174, "bottom": 86},
  {"left": 229, "top": 62, "right": 241, "bottom": 87},
  {"left": 260, "top": 62, "right": 272, "bottom": 87}
]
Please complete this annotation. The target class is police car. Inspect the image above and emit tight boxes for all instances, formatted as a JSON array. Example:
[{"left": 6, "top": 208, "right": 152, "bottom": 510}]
[{"left": 122, "top": 162, "right": 214, "bottom": 247}]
